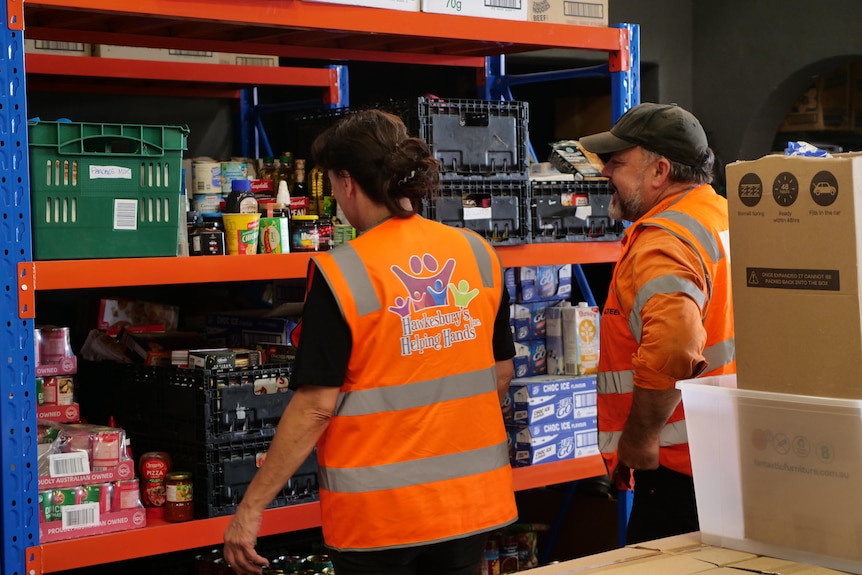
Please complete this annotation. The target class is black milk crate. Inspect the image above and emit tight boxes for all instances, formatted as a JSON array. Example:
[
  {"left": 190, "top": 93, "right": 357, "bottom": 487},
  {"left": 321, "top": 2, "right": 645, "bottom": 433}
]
[
  {"left": 530, "top": 179, "right": 624, "bottom": 242},
  {"left": 83, "top": 361, "right": 294, "bottom": 445},
  {"left": 423, "top": 177, "right": 529, "bottom": 245},
  {"left": 132, "top": 434, "right": 319, "bottom": 519},
  {"left": 418, "top": 97, "right": 530, "bottom": 177}
]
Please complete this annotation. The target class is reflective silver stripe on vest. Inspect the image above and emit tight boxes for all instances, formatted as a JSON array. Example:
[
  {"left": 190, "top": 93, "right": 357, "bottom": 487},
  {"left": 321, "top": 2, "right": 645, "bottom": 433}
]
[
  {"left": 457, "top": 229, "right": 495, "bottom": 288},
  {"left": 703, "top": 337, "right": 735, "bottom": 371},
  {"left": 336, "top": 366, "right": 497, "bottom": 417},
  {"left": 598, "top": 420, "right": 689, "bottom": 455},
  {"left": 324, "top": 244, "right": 381, "bottom": 317},
  {"left": 650, "top": 210, "right": 723, "bottom": 264},
  {"left": 597, "top": 370, "right": 634, "bottom": 395},
  {"left": 630, "top": 275, "right": 706, "bottom": 343},
  {"left": 318, "top": 440, "right": 510, "bottom": 493}
]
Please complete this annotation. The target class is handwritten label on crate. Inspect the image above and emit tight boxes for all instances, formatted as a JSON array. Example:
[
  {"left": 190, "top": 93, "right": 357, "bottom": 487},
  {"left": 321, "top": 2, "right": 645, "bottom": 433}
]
[{"left": 89, "top": 165, "right": 132, "bottom": 179}]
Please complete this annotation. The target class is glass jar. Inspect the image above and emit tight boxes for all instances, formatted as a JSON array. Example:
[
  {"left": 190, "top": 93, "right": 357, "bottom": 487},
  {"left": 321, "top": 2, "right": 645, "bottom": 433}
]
[
  {"left": 290, "top": 215, "right": 320, "bottom": 252},
  {"left": 164, "top": 471, "right": 194, "bottom": 522}
]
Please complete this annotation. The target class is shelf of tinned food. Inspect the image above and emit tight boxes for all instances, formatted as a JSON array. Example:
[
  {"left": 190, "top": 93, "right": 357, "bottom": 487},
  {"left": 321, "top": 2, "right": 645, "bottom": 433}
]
[{"left": 31, "top": 456, "right": 606, "bottom": 573}]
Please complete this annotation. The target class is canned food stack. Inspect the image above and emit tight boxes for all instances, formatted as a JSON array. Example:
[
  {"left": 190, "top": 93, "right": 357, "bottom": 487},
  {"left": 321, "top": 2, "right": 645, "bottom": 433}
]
[{"left": 36, "top": 423, "right": 147, "bottom": 542}]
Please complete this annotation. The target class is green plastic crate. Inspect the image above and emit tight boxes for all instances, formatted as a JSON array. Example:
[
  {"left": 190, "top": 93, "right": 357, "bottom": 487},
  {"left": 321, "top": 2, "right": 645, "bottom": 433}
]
[{"left": 28, "top": 121, "right": 189, "bottom": 260}]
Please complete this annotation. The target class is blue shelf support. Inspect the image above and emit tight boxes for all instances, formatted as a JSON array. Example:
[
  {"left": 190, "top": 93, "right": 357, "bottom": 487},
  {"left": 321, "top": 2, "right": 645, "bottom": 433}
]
[{"left": 1, "top": 5, "right": 40, "bottom": 575}]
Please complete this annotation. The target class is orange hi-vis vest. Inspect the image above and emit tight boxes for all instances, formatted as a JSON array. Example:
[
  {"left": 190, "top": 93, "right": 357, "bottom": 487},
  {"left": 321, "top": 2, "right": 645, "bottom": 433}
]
[
  {"left": 310, "top": 214, "right": 517, "bottom": 551},
  {"left": 598, "top": 184, "right": 735, "bottom": 477}
]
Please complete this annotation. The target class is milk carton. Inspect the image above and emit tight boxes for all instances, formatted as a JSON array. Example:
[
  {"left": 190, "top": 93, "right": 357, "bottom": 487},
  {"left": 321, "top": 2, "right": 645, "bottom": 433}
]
[{"left": 562, "top": 302, "right": 600, "bottom": 375}]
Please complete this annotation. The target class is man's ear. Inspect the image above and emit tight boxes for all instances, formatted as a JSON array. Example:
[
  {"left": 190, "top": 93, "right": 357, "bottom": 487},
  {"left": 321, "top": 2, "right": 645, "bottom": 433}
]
[{"left": 652, "top": 157, "right": 672, "bottom": 185}]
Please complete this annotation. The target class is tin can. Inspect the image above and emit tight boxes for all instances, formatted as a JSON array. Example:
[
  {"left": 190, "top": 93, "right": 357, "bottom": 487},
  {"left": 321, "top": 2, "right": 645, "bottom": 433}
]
[
  {"left": 165, "top": 471, "right": 194, "bottom": 522},
  {"left": 305, "top": 555, "right": 332, "bottom": 571}
]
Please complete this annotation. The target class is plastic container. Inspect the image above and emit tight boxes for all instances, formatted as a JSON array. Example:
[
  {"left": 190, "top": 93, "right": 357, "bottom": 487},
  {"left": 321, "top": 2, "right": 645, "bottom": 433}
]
[
  {"left": 222, "top": 212, "right": 260, "bottom": 255},
  {"left": 530, "top": 179, "right": 623, "bottom": 242},
  {"left": 290, "top": 214, "right": 320, "bottom": 252},
  {"left": 677, "top": 374, "right": 862, "bottom": 574},
  {"left": 28, "top": 120, "right": 189, "bottom": 260}
]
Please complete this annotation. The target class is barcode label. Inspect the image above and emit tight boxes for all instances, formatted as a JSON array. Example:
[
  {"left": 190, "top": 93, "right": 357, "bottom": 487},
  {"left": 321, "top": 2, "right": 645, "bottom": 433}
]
[
  {"left": 576, "top": 431, "right": 598, "bottom": 447},
  {"left": 48, "top": 452, "right": 91, "bottom": 477},
  {"left": 234, "top": 56, "right": 275, "bottom": 67},
  {"left": 61, "top": 503, "right": 100, "bottom": 529},
  {"left": 564, "top": 0, "right": 604, "bottom": 18},
  {"left": 168, "top": 49, "right": 213, "bottom": 58},
  {"left": 114, "top": 199, "right": 138, "bottom": 230},
  {"left": 574, "top": 392, "right": 597, "bottom": 408},
  {"left": 485, "top": 0, "right": 522, "bottom": 8},
  {"left": 35, "top": 40, "right": 86, "bottom": 53}
]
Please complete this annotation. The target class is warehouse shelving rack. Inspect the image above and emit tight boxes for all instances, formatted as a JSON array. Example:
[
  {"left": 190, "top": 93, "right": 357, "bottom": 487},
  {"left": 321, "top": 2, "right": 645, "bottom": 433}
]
[{"left": 0, "top": 3, "right": 639, "bottom": 574}]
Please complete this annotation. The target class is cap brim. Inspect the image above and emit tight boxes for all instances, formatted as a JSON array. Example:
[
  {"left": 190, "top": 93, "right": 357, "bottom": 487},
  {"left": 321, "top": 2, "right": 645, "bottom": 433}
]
[{"left": 578, "top": 131, "right": 635, "bottom": 155}]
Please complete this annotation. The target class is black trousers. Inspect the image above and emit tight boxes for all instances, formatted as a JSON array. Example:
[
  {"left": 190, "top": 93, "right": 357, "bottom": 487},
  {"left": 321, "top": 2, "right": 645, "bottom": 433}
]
[
  {"left": 327, "top": 532, "right": 489, "bottom": 575},
  {"left": 626, "top": 465, "right": 699, "bottom": 545}
]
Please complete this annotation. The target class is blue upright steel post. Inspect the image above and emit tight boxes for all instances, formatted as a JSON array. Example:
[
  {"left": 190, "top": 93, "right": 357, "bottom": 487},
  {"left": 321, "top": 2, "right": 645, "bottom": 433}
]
[
  {"left": 239, "top": 87, "right": 257, "bottom": 159},
  {"left": 610, "top": 22, "right": 640, "bottom": 544},
  {"left": 1, "top": 6, "right": 40, "bottom": 575}
]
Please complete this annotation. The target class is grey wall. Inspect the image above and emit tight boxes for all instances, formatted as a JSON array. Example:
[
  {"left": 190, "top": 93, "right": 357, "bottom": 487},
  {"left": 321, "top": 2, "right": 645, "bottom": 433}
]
[{"left": 606, "top": 0, "right": 862, "bottom": 166}]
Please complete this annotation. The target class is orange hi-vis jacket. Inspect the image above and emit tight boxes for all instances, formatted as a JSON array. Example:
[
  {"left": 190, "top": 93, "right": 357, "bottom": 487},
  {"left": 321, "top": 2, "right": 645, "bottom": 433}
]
[
  {"left": 598, "top": 184, "right": 735, "bottom": 477},
  {"left": 310, "top": 214, "right": 518, "bottom": 551}
]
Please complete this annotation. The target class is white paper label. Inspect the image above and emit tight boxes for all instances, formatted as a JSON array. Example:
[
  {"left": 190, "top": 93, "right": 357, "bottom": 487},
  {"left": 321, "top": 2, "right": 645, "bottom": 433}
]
[{"left": 90, "top": 165, "right": 133, "bottom": 179}]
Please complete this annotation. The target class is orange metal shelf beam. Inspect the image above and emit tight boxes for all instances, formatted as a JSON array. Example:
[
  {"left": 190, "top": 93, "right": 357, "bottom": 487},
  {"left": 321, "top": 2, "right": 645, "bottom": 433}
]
[
  {"left": 31, "top": 457, "right": 605, "bottom": 573},
  {"left": 28, "top": 244, "right": 619, "bottom": 292},
  {"left": 24, "top": 0, "right": 627, "bottom": 54},
  {"left": 25, "top": 53, "right": 339, "bottom": 93}
]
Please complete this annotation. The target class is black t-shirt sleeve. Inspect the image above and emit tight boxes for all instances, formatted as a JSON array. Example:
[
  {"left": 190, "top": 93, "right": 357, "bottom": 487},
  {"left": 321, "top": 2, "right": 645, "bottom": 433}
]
[
  {"left": 290, "top": 262, "right": 352, "bottom": 389},
  {"left": 493, "top": 287, "right": 516, "bottom": 361}
]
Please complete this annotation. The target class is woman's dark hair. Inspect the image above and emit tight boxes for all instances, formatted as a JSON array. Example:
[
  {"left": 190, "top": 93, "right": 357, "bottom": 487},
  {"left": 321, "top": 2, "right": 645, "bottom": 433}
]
[{"left": 311, "top": 109, "right": 440, "bottom": 217}]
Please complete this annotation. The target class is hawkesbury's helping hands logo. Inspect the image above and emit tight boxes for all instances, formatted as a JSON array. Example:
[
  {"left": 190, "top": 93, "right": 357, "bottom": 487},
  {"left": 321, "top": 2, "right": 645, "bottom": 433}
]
[{"left": 389, "top": 253, "right": 484, "bottom": 356}]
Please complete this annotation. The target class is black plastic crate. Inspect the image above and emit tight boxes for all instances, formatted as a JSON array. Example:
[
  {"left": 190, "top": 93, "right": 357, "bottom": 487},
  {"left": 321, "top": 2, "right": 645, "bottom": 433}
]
[
  {"left": 81, "top": 361, "right": 294, "bottom": 445},
  {"left": 418, "top": 97, "right": 530, "bottom": 177},
  {"left": 132, "top": 434, "right": 318, "bottom": 519},
  {"left": 422, "top": 177, "right": 530, "bottom": 245},
  {"left": 530, "top": 179, "right": 624, "bottom": 242}
]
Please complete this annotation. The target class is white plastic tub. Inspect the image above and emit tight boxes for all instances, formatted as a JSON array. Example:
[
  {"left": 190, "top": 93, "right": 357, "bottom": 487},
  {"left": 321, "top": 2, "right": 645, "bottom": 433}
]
[{"left": 678, "top": 374, "right": 862, "bottom": 574}]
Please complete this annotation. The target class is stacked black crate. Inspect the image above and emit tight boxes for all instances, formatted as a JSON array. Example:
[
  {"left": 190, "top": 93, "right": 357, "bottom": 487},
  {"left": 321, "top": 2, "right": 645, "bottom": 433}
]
[
  {"left": 530, "top": 179, "right": 624, "bottom": 242},
  {"left": 94, "top": 361, "right": 318, "bottom": 519},
  {"left": 419, "top": 97, "right": 530, "bottom": 245}
]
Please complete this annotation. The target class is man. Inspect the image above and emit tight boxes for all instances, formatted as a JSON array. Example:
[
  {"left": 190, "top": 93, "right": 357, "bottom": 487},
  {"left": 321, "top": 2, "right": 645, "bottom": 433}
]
[
  {"left": 578, "top": 103, "right": 735, "bottom": 544},
  {"left": 223, "top": 110, "right": 517, "bottom": 575}
]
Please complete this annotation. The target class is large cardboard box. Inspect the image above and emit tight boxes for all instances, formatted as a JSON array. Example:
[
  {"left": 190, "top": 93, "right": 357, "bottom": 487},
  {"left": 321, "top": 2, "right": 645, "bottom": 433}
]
[
  {"left": 25, "top": 39, "right": 91, "bottom": 56},
  {"left": 529, "top": 0, "right": 608, "bottom": 27},
  {"left": 725, "top": 152, "right": 862, "bottom": 398},
  {"left": 678, "top": 374, "right": 862, "bottom": 575},
  {"left": 302, "top": 0, "right": 420, "bottom": 9},
  {"left": 94, "top": 45, "right": 278, "bottom": 66},
  {"left": 778, "top": 65, "right": 850, "bottom": 132},
  {"left": 421, "top": 0, "right": 527, "bottom": 21}
]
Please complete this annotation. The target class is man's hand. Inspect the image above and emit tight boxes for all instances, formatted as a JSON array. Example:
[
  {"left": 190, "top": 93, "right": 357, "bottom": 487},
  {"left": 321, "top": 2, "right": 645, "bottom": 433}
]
[{"left": 223, "top": 508, "right": 268, "bottom": 575}]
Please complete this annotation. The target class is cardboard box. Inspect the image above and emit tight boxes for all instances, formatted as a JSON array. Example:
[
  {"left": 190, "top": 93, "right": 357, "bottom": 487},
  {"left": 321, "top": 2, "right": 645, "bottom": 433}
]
[
  {"left": 725, "top": 153, "right": 862, "bottom": 398},
  {"left": 529, "top": 0, "right": 608, "bottom": 27},
  {"left": 678, "top": 374, "right": 862, "bottom": 575},
  {"left": 506, "top": 374, "right": 597, "bottom": 424},
  {"left": 513, "top": 339, "right": 547, "bottom": 378},
  {"left": 508, "top": 416, "right": 598, "bottom": 466},
  {"left": 25, "top": 39, "right": 91, "bottom": 56},
  {"left": 93, "top": 45, "right": 278, "bottom": 66},
  {"left": 302, "top": 0, "right": 419, "bottom": 10},
  {"left": 514, "top": 264, "right": 572, "bottom": 303},
  {"left": 778, "top": 65, "right": 850, "bottom": 132},
  {"left": 421, "top": 0, "right": 527, "bottom": 21}
]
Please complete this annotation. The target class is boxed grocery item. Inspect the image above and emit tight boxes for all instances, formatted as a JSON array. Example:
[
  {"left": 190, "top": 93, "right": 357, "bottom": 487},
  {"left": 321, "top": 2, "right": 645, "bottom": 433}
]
[
  {"left": 778, "top": 64, "right": 850, "bottom": 132},
  {"left": 678, "top": 374, "right": 862, "bottom": 575},
  {"left": 97, "top": 298, "right": 180, "bottom": 336},
  {"left": 545, "top": 305, "right": 565, "bottom": 375},
  {"left": 528, "top": 0, "right": 608, "bottom": 27},
  {"left": 302, "top": 0, "right": 420, "bottom": 9},
  {"left": 421, "top": 0, "right": 526, "bottom": 20},
  {"left": 510, "top": 303, "right": 531, "bottom": 341},
  {"left": 506, "top": 374, "right": 597, "bottom": 424},
  {"left": 725, "top": 152, "right": 862, "bottom": 398},
  {"left": 513, "top": 340, "right": 547, "bottom": 378},
  {"left": 35, "top": 326, "right": 77, "bottom": 376},
  {"left": 561, "top": 302, "right": 600, "bottom": 375},
  {"left": 509, "top": 415, "right": 598, "bottom": 466},
  {"left": 205, "top": 304, "right": 303, "bottom": 347},
  {"left": 514, "top": 265, "right": 572, "bottom": 303},
  {"left": 37, "top": 423, "right": 135, "bottom": 488},
  {"left": 24, "top": 39, "right": 91, "bottom": 56}
]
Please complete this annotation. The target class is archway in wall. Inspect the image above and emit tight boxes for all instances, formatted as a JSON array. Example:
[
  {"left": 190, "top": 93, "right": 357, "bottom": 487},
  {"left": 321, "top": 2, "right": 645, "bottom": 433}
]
[{"left": 737, "top": 55, "right": 862, "bottom": 161}]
